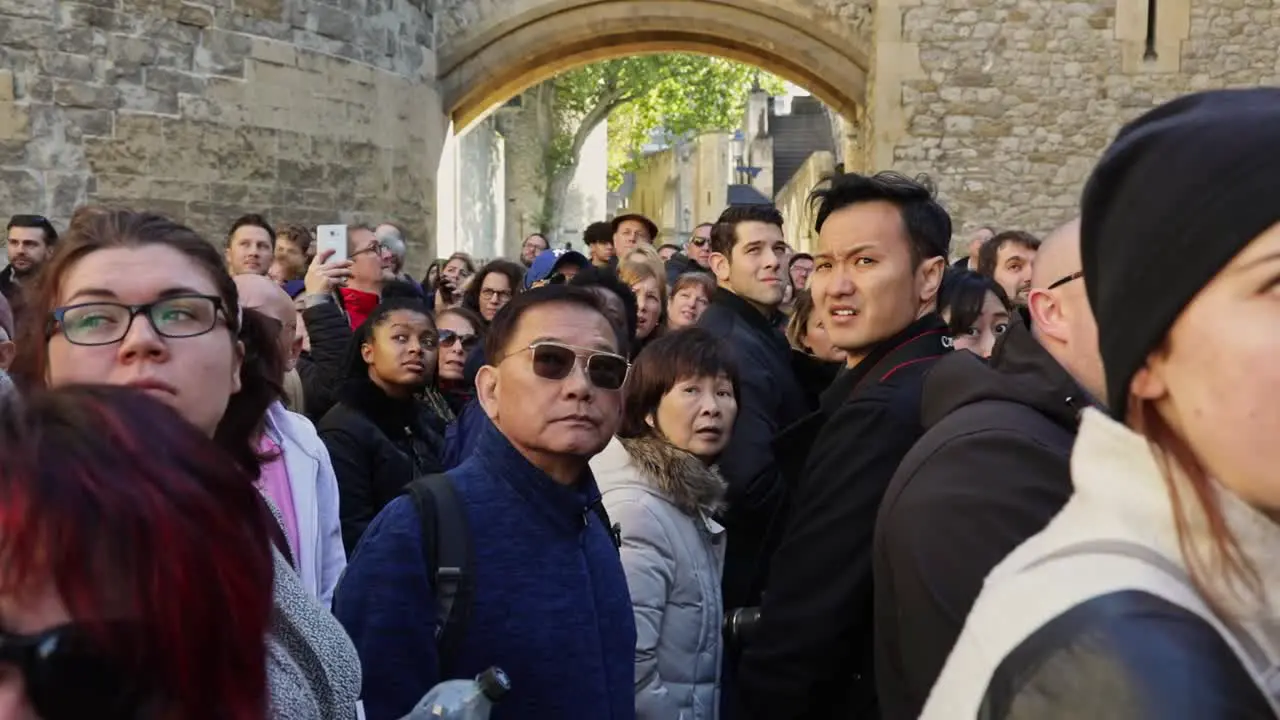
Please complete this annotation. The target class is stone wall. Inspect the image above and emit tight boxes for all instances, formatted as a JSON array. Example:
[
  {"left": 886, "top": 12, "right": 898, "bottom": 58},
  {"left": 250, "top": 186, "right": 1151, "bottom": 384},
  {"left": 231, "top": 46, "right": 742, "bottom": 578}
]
[
  {"left": 775, "top": 150, "right": 835, "bottom": 254},
  {"left": 625, "top": 133, "right": 730, "bottom": 245},
  {"left": 881, "top": 0, "right": 1275, "bottom": 238},
  {"left": 0, "top": 0, "right": 443, "bottom": 271}
]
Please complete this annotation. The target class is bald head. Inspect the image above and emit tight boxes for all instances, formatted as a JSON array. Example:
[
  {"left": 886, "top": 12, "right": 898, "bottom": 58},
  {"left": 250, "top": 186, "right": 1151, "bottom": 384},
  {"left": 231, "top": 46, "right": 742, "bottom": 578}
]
[
  {"left": 1027, "top": 216, "right": 1105, "bottom": 404},
  {"left": 235, "top": 273, "right": 295, "bottom": 324},
  {"left": 235, "top": 274, "right": 300, "bottom": 373},
  {"left": 1032, "top": 217, "right": 1082, "bottom": 290}
]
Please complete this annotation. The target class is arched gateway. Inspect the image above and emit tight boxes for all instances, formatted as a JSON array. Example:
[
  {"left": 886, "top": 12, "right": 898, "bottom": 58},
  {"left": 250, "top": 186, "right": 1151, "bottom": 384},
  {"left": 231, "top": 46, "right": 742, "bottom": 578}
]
[
  {"left": 1, "top": 0, "right": 1271, "bottom": 265},
  {"left": 433, "top": 0, "right": 871, "bottom": 130}
]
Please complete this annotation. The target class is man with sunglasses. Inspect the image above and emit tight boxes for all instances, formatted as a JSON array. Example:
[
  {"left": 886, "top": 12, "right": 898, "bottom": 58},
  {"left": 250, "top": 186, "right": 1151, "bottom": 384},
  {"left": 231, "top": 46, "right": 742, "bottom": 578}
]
[
  {"left": 664, "top": 222, "right": 715, "bottom": 286},
  {"left": 335, "top": 285, "right": 636, "bottom": 720},
  {"left": 872, "top": 217, "right": 1107, "bottom": 719}
]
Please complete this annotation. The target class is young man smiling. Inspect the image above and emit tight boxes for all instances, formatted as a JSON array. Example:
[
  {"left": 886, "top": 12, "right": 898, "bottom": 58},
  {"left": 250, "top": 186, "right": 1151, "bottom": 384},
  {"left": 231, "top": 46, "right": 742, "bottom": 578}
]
[{"left": 736, "top": 172, "right": 952, "bottom": 718}]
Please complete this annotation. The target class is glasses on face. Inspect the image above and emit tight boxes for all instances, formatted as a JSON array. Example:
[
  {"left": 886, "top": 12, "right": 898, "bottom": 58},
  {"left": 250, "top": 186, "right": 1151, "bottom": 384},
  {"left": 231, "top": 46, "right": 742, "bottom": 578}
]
[
  {"left": 1047, "top": 270, "right": 1084, "bottom": 290},
  {"left": 688, "top": 237, "right": 708, "bottom": 248},
  {"left": 351, "top": 240, "right": 384, "bottom": 258},
  {"left": 480, "top": 288, "right": 513, "bottom": 302},
  {"left": 48, "top": 295, "right": 226, "bottom": 346},
  {"left": 2, "top": 622, "right": 143, "bottom": 720},
  {"left": 439, "top": 329, "right": 479, "bottom": 351},
  {"left": 515, "top": 341, "right": 629, "bottom": 390}
]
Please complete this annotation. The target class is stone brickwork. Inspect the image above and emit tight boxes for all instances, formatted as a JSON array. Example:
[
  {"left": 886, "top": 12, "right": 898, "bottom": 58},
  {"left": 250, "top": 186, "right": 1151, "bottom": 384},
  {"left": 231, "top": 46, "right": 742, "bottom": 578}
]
[
  {"left": 885, "top": 0, "right": 1277, "bottom": 241},
  {"left": 0, "top": 0, "right": 442, "bottom": 269}
]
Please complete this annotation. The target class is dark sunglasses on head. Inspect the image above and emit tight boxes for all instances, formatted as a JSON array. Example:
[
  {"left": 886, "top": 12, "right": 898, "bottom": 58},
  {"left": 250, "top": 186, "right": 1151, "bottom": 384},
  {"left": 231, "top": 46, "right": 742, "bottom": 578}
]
[
  {"left": 522, "top": 341, "right": 629, "bottom": 390},
  {"left": 1, "top": 622, "right": 145, "bottom": 720},
  {"left": 439, "top": 329, "right": 479, "bottom": 350}
]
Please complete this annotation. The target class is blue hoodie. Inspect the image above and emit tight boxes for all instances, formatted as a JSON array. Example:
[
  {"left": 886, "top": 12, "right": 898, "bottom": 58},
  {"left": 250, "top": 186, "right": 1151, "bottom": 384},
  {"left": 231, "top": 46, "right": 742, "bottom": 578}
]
[{"left": 334, "top": 420, "right": 637, "bottom": 720}]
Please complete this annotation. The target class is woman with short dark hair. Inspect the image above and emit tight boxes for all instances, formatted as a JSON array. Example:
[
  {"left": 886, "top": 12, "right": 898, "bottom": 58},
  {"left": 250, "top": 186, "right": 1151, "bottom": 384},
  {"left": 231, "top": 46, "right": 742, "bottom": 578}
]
[
  {"left": 591, "top": 327, "right": 740, "bottom": 719},
  {"left": 937, "top": 268, "right": 1013, "bottom": 358}
]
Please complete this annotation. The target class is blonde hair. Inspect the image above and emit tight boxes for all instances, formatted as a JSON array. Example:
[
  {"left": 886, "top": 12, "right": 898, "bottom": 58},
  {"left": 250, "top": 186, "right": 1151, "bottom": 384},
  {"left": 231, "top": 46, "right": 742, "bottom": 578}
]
[
  {"left": 626, "top": 244, "right": 666, "bottom": 282},
  {"left": 618, "top": 259, "right": 668, "bottom": 322}
]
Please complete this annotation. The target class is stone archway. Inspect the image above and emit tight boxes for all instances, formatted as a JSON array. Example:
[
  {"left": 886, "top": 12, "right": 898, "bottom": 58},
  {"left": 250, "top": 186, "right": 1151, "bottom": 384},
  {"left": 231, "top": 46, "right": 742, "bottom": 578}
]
[{"left": 433, "top": 0, "right": 873, "bottom": 134}]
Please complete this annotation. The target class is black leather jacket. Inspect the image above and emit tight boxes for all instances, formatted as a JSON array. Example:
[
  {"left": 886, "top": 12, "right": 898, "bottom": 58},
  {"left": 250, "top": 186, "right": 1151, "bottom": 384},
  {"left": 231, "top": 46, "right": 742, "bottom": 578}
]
[{"left": 977, "top": 590, "right": 1273, "bottom": 719}]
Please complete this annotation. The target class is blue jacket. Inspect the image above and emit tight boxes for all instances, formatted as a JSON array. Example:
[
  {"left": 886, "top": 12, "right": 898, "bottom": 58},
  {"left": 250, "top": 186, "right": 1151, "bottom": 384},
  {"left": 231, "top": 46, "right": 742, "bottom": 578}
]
[
  {"left": 334, "top": 420, "right": 637, "bottom": 720},
  {"left": 443, "top": 398, "right": 487, "bottom": 469}
]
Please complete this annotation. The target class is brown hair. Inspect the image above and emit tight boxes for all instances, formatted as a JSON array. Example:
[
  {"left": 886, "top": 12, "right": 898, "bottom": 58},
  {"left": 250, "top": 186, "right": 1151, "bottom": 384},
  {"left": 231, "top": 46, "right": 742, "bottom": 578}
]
[
  {"left": 977, "top": 230, "right": 1040, "bottom": 278},
  {"left": 785, "top": 289, "right": 818, "bottom": 353},
  {"left": 670, "top": 272, "right": 715, "bottom": 303},
  {"left": 275, "top": 224, "right": 315, "bottom": 257},
  {"left": 436, "top": 305, "right": 486, "bottom": 339},
  {"left": 1130, "top": 394, "right": 1262, "bottom": 612},
  {"left": 11, "top": 208, "right": 283, "bottom": 475}
]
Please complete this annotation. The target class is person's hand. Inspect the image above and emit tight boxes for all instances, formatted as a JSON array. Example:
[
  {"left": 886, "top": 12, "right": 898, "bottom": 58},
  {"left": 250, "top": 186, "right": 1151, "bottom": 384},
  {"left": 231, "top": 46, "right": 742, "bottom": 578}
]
[{"left": 304, "top": 248, "right": 354, "bottom": 296}]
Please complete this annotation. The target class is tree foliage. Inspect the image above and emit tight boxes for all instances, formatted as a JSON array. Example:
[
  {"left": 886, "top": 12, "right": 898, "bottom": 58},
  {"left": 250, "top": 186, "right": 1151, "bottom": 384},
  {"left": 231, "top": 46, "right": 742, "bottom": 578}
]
[{"left": 527, "top": 54, "right": 784, "bottom": 231}]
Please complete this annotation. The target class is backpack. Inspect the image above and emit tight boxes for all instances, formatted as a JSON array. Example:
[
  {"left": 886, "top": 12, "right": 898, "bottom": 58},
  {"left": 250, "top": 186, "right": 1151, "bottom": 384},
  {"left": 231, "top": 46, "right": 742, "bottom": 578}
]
[{"left": 403, "top": 473, "right": 622, "bottom": 669}]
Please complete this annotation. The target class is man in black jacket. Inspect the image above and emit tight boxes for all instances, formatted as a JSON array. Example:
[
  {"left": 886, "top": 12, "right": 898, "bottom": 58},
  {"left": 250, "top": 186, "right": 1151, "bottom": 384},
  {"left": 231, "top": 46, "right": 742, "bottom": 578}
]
[
  {"left": 872, "top": 217, "right": 1105, "bottom": 719},
  {"left": 736, "top": 172, "right": 951, "bottom": 719},
  {"left": 698, "top": 205, "right": 810, "bottom": 613}
]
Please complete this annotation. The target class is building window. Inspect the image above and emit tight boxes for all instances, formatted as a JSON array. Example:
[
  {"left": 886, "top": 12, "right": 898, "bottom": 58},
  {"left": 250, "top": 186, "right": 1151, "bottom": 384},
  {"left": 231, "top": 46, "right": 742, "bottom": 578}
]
[{"left": 1144, "top": 0, "right": 1158, "bottom": 60}]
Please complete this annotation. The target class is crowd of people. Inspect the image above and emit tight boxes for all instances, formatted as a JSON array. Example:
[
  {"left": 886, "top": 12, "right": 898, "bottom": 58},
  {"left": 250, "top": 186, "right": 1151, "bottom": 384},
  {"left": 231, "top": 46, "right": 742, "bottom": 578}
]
[{"left": 0, "top": 87, "right": 1279, "bottom": 720}]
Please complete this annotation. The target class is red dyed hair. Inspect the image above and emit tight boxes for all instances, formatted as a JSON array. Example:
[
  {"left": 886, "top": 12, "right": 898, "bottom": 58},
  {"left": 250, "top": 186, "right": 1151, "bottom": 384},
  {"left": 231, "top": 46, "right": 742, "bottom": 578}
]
[{"left": 0, "top": 385, "right": 275, "bottom": 720}]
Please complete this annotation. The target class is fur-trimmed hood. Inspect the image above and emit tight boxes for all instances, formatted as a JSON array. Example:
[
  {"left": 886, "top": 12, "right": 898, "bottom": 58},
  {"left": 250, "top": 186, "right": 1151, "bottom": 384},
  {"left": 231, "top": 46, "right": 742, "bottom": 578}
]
[{"left": 593, "top": 434, "right": 726, "bottom": 516}]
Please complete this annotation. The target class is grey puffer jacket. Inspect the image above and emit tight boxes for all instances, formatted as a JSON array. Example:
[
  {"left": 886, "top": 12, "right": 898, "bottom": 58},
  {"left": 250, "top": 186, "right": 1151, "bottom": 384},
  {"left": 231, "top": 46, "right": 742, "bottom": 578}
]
[{"left": 592, "top": 435, "right": 728, "bottom": 720}]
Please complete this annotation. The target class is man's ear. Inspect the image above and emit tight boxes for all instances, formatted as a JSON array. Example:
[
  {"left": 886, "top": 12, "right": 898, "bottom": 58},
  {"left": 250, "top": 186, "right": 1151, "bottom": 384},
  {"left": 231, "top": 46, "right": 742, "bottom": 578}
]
[
  {"left": 710, "top": 252, "right": 731, "bottom": 284},
  {"left": 476, "top": 365, "right": 500, "bottom": 422},
  {"left": 1130, "top": 363, "right": 1167, "bottom": 404},
  {"left": 918, "top": 256, "right": 945, "bottom": 307},
  {"left": 0, "top": 340, "right": 14, "bottom": 371},
  {"left": 1027, "top": 289, "right": 1066, "bottom": 343}
]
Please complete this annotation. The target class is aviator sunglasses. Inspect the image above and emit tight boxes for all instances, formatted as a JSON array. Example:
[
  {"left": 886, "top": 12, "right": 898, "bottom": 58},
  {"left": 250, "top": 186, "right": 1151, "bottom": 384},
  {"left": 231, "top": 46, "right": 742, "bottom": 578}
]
[
  {"left": 512, "top": 341, "right": 630, "bottom": 390},
  {"left": 1, "top": 622, "right": 145, "bottom": 720}
]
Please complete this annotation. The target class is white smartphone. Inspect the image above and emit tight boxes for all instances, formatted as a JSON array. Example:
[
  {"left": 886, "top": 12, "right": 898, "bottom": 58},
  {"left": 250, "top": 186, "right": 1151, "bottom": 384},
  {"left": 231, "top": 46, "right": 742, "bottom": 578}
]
[{"left": 316, "top": 224, "right": 348, "bottom": 263}]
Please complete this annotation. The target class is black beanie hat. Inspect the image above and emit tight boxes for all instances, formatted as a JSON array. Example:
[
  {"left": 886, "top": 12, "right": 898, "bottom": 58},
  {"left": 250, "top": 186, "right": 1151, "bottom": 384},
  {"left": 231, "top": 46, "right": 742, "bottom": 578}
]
[{"left": 1081, "top": 88, "right": 1280, "bottom": 420}]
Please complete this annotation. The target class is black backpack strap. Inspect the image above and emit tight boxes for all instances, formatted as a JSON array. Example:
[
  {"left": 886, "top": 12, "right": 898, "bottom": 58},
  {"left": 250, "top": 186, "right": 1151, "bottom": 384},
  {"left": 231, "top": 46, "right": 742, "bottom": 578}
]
[
  {"left": 588, "top": 497, "right": 622, "bottom": 551},
  {"left": 403, "top": 473, "right": 474, "bottom": 672}
]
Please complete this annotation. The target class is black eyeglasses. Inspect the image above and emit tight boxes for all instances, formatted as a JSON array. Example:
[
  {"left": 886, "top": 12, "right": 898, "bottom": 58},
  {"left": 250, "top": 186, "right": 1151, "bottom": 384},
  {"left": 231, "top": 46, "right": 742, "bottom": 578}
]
[
  {"left": 2, "top": 622, "right": 145, "bottom": 720},
  {"left": 351, "top": 240, "right": 385, "bottom": 258},
  {"left": 48, "top": 295, "right": 227, "bottom": 346},
  {"left": 514, "top": 341, "right": 629, "bottom": 390},
  {"left": 439, "top": 329, "right": 479, "bottom": 350},
  {"left": 688, "top": 237, "right": 708, "bottom": 247},
  {"left": 1047, "top": 270, "right": 1084, "bottom": 290}
]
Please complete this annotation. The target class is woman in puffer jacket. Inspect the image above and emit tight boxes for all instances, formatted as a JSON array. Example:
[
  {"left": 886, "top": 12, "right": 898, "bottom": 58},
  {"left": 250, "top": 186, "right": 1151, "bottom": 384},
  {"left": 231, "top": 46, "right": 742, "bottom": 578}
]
[
  {"left": 591, "top": 328, "right": 739, "bottom": 720},
  {"left": 921, "top": 89, "right": 1280, "bottom": 718}
]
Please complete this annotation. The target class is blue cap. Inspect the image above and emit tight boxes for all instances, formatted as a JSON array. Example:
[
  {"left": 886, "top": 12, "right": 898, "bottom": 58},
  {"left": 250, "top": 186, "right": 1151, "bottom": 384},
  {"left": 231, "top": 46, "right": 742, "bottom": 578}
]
[{"left": 524, "top": 248, "right": 588, "bottom": 289}]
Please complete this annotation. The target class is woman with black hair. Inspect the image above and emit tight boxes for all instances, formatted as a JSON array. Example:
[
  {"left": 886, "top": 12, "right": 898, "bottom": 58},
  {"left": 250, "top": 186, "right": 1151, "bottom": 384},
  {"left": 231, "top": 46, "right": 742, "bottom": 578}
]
[
  {"left": 937, "top": 269, "right": 1014, "bottom": 359},
  {"left": 317, "top": 297, "right": 447, "bottom": 554}
]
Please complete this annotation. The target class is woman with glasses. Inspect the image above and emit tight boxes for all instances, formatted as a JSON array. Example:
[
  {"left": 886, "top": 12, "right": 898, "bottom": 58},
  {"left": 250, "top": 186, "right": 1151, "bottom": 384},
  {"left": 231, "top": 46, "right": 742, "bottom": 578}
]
[
  {"left": 0, "top": 386, "right": 277, "bottom": 720},
  {"left": 10, "top": 208, "right": 360, "bottom": 719},
  {"left": 591, "top": 328, "right": 739, "bottom": 720},
  {"left": 434, "top": 305, "right": 485, "bottom": 416},
  {"left": 463, "top": 259, "right": 523, "bottom": 325},
  {"left": 318, "top": 297, "right": 447, "bottom": 554}
]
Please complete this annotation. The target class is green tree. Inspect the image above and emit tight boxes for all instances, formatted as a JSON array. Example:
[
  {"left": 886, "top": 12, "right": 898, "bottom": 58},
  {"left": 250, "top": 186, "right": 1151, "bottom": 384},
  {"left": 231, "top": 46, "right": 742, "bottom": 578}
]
[{"left": 521, "top": 54, "right": 783, "bottom": 235}]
